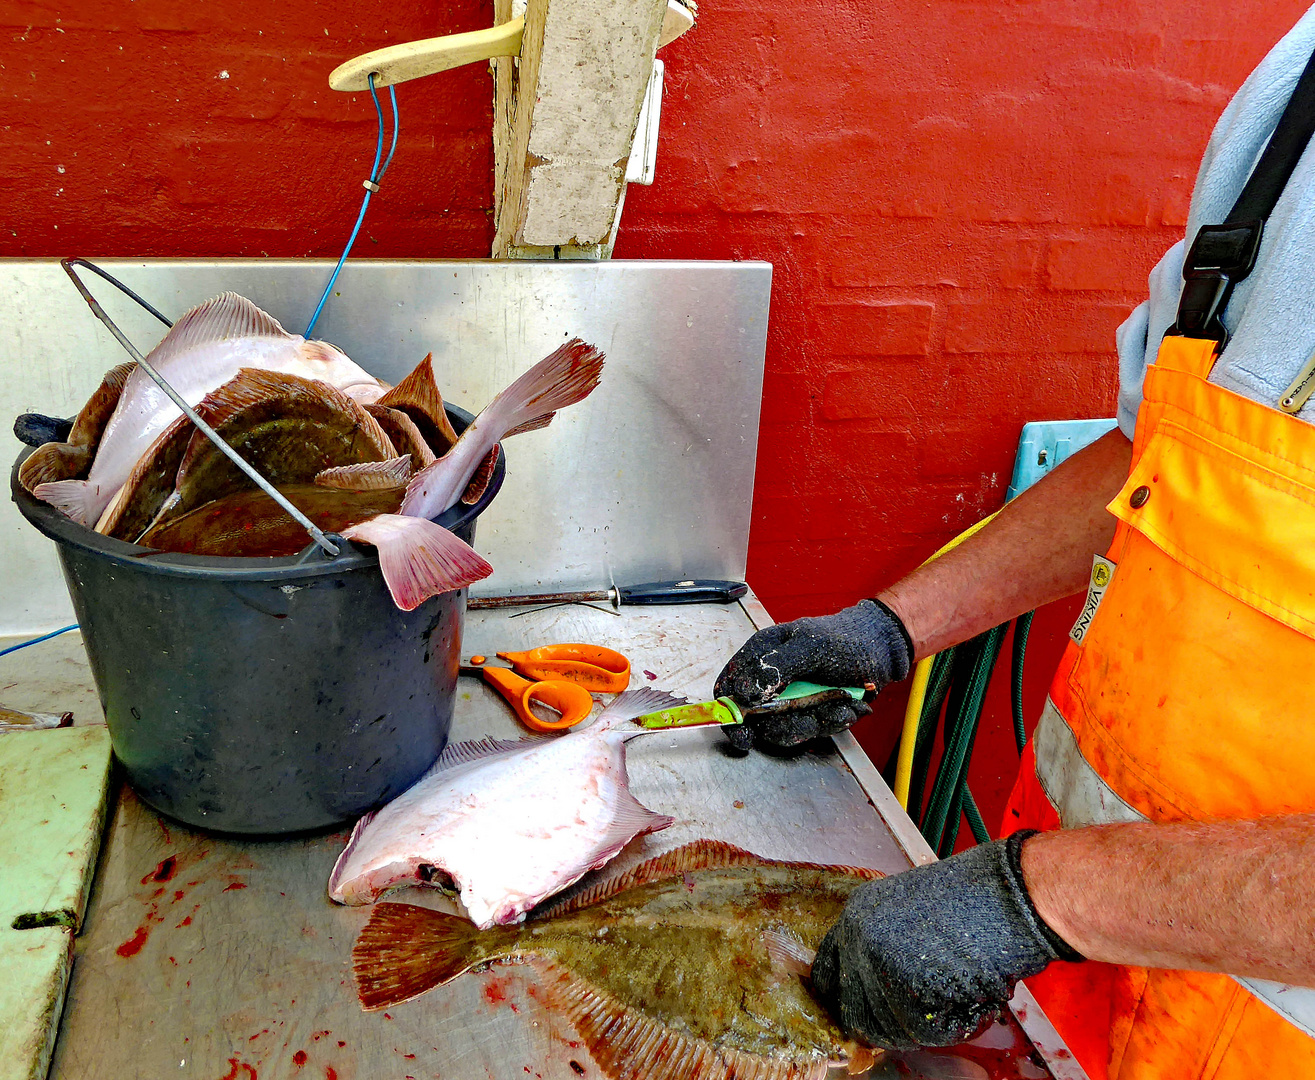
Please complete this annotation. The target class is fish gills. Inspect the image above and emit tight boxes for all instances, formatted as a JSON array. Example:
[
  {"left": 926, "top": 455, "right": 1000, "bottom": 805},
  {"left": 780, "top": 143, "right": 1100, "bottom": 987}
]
[
  {"left": 376, "top": 353, "right": 460, "bottom": 455},
  {"left": 16, "top": 362, "right": 137, "bottom": 494},
  {"left": 365, "top": 405, "right": 438, "bottom": 469},
  {"left": 353, "top": 840, "right": 883, "bottom": 1080},
  {"left": 155, "top": 367, "right": 396, "bottom": 524}
]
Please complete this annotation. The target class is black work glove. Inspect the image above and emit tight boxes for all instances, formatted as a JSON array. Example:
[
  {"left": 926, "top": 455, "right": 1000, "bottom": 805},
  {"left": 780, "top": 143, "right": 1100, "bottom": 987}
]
[
  {"left": 713, "top": 600, "right": 913, "bottom": 751},
  {"left": 811, "top": 831, "right": 1083, "bottom": 1050}
]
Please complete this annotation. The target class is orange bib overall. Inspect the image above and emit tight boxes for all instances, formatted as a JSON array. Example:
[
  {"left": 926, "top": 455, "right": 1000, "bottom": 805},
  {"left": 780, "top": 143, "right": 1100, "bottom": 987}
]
[{"left": 1004, "top": 333, "right": 1315, "bottom": 1079}]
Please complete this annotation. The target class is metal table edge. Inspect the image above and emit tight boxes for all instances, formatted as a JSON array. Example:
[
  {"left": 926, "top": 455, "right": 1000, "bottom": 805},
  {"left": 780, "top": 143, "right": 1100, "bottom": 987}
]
[{"left": 734, "top": 590, "right": 1091, "bottom": 1080}]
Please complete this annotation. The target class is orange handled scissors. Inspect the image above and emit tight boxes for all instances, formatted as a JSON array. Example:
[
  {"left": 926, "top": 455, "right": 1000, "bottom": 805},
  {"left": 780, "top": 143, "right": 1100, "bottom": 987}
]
[{"left": 460, "top": 643, "right": 631, "bottom": 733}]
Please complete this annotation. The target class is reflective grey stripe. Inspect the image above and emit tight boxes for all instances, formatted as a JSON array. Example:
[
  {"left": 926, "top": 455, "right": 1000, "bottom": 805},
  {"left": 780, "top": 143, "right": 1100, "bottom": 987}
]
[
  {"left": 1033, "top": 701, "right": 1143, "bottom": 829},
  {"left": 1032, "top": 698, "right": 1315, "bottom": 1037}
]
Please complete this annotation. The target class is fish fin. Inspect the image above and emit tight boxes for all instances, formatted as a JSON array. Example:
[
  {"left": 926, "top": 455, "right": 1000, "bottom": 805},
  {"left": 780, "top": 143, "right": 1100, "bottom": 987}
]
[
  {"left": 68, "top": 360, "right": 137, "bottom": 448},
  {"left": 315, "top": 455, "right": 413, "bottom": 491},
  {"left": 18, "top": 443, "right": 92, "bottom": 492},
  {"left": 591, "top": 687, "right": 689, "bottom": 734},
  {"left": 30, "top": 478, "right": 101, "bottom": 525},
  {"left": 342, "top": 513, "right": 493, "bottom": 610},
  {"left": 538, "top": 840, "right": 882, "bottom": 920},
  {"left": 536, "top": 839, "right": 771, "bottom": 918},
  {"left": 377, "top": 353, "right": 461, "bottom": 452},
  {"left": 365, "top": 405, "right": 438, "bottom": 469},
  {"left": 762, "top": 930, "right": 816, "bottom": 979},
  {"left": 530, "top": 959, "right": 832, "bottom": 1080},
  {"left": 326, "top": 809, "right": 379, "bottom": 902},
  {"left": 144, "top": 293, "right": 291, "bottom": 368},
  {"left": 428, "top": 735, "right": 543, "bottom": 773},
  {"left": 352, "top": 903, "right": 485, "bottom": 1010},
  {"left": 459, "top": 446, "right": 499, "bottom": 505},
  {"left": 474, "top": 339, "right": 604, "bottom": 440},
  {"left": 501, "top": 413, "right": 554, "bottom": 438}
]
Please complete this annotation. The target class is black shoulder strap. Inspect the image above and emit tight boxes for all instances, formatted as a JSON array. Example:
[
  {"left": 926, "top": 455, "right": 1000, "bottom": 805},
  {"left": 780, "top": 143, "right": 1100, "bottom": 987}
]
[{"left": 1173, "top": 47, "right": 1315, "bottom": 345}]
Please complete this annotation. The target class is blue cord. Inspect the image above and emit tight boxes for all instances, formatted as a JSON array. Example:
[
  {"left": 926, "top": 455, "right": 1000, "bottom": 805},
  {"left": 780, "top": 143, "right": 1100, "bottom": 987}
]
[
  {"left": 0, "top": 624, "right": 79, "bottom": 658},
  {"left": 305, "top": 75, "right": 400, "bottom": 338}
]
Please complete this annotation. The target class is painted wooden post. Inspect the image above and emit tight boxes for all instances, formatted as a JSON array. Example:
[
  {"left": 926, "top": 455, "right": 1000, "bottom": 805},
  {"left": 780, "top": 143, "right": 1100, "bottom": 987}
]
[{"left": 491, "top": 0, "right": 669, "bottom": 259}]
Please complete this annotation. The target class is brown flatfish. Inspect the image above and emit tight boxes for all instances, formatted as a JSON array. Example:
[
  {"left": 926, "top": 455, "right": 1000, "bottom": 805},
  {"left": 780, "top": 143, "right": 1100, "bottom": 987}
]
[
  {"left": 17, "top": 361, "right": 136, "bottom": 492},
  {"left": 353, "top": 840, "right": 882, "bottom": 1080},
  {"left": 139, "top": 482, "right": 405, "bottom": 557},
  {"left": 146, "top": 367, "right": 395, "bottom": 529}
]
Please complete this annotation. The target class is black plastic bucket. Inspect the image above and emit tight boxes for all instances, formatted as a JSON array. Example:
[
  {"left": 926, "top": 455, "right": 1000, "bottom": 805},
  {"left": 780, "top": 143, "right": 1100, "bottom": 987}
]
[{"left": 11, "top": 405, "right": 504, "bottom": 835}]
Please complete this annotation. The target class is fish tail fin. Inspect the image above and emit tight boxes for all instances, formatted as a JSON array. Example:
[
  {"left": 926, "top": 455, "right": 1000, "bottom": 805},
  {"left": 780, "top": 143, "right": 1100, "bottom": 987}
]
[
  {"left": 353, "top": 903, "right": 485, "bottom": 1009},
  {"left": 18, "top": 443, "right": 92, "bottom": 492},
  {"left": 481, "top": 339, "right": 604, "bottom": 436},
  {"left": 501, "top": 413, "right": 554, "bottom": 438},
  {"left": 342, "top": 513, "right": 493, "bottom": 610},
  {"left": 30, "top": 478, "right": 102, "bottom": 525}
]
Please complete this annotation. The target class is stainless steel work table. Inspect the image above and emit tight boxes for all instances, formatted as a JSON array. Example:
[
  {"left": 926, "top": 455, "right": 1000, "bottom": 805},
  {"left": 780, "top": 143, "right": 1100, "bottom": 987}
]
[{"left": 11, "top": 594, "right": 1085, "bottom": 1080}]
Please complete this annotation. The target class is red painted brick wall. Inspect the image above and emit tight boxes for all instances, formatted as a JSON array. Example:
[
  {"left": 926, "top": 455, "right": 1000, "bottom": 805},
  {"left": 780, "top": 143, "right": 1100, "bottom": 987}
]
[{"left": 3, "top": 0, "right": 1309, "bottom": 832}]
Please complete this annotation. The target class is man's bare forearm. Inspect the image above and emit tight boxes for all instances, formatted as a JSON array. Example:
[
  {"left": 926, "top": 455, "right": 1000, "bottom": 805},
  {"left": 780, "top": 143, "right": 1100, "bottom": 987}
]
[
  {"left": 878, "top": 429, "right": 1133, "bottom": 659},
  {"left": 1022, "top": 817, "right": 1315, "bottom": 984}
]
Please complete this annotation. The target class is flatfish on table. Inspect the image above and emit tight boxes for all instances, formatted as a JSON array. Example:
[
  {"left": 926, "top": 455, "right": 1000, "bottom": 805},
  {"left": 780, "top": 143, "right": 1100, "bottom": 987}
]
[
  {"left": 329, "top": 689, "right": 684, "bottom": 928},
  {"left": 352, "top": 839, "right": 883, "bottom": 1080}
]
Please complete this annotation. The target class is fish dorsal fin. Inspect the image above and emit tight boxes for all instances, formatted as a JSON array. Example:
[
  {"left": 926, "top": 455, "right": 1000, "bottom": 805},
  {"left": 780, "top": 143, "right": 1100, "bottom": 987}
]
[
  {"left": 315, "top": 455, "right": 413, "bottom": 491},
  {"left": 537, "top": 840, "right": 772, "bottom": 918},
  {"left": 590, "top": 687, "right": 689, "bottom": 735},
  {"left": 460, "top": 445, "right": 500, "bottom": 505},
  {"left": 69, "top": 361, "right": 137, "bottom": 448},
  {"left": 538, "top": 840, "right": 883, "bottom": 919},
  {"left": 365, "top": 405, "right": 438, "bottom": 469},
  {"left": 376, "top": 353, "right": 461, "bottom": 453},
  {"left": 427, "top": 735, "right": 544, "bottom": 774},
  {"left": 145, "top": 292, "right": 292, "bottom": 367},
  {"left": 529, "top": 959, "right": 832, "bottom": 1080}
]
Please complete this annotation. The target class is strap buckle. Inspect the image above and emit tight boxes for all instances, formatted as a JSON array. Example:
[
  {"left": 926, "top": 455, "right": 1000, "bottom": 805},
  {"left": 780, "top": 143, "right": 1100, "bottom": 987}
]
[{"left": 1169, "top": 220, "right": 1264, "bottom": 345}]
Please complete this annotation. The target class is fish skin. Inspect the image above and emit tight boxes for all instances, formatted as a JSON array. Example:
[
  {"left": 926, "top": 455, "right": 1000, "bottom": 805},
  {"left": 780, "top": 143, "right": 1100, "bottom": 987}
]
[
  {"left": 365, "top": 405, "right": 438, "bottom": 469},
  {"left": 32, "top": 293, "right": 385, "bottom": 525},
  {"left": 328, "top": 688, "right": 685, "bottom": 925},
  {"left": 0, "top": 705, "right": 74, "bottom": 731},
  {"left": 145, "top": 367, "right": 396, "bottom": 529},
  {"left": 352, "top": 841, "right": 884, "bottom": 1080},
  {"left": 95, "top": 413, "right": 194, "bottom": 539},
  {"left": 400, "top": 339, "right": 604, "bottom": 521},
  {"left": 138, "top": 483, "right": 405, "bottom": 557}
]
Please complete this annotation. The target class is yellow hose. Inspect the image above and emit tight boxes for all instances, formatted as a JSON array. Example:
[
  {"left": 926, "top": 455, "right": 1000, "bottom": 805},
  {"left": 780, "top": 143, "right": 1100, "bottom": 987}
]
[{"left": 892, "top": 511, "right": 1000, "bottom": 809}]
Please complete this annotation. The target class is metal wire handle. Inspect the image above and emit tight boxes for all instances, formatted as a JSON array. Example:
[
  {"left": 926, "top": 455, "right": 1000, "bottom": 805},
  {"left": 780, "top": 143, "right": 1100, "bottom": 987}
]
[{"left": 60, "top": 258, "right": 341, "bottom": 558}]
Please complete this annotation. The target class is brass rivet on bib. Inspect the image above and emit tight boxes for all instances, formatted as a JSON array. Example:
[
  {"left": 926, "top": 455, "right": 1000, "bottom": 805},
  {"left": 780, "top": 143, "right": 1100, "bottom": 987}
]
[{"left": 1130, "top": 485, "right": 1151, "bottom": 509}]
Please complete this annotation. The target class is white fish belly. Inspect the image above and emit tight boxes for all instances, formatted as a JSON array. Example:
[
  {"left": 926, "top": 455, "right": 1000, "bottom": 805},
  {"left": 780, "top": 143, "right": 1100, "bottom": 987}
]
[{"left": 331, "top": 734, "right": 670, "bottom": 927}]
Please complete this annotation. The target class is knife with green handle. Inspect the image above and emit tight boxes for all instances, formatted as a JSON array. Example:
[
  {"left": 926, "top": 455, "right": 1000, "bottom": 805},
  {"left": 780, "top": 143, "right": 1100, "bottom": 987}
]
[{"left": 635, "top": 681, "right": 868, "bottom": 729}]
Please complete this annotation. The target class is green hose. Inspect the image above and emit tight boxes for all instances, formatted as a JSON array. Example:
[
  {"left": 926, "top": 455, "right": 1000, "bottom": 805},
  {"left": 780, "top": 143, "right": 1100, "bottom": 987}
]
[
  {"left": 926, "top": 623, "right": 1007, "bottom": 856},
  {"left": 1011, "top": 610, "right": 1034, "bottom": 754},
  {"left": 962, "top": 786, "right": 991, "bottom": 845},
  {"left": 906, "top": 648, "right": 956, "bottom": 826}
]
